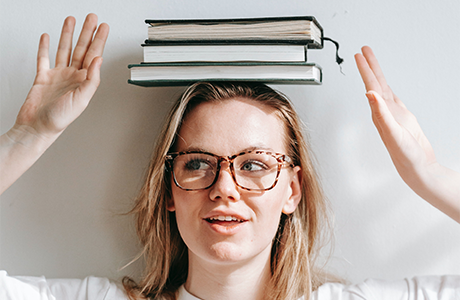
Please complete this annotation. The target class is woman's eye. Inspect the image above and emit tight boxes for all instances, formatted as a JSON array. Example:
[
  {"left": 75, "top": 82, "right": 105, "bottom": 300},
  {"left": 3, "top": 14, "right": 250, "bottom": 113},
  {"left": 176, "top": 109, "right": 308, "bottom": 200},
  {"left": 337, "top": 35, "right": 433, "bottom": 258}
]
[
  {"left": 240, "top": 161, "right": 266, "bottom": 172},
  {"left": 185, "top": 159, "right": 210, "bottom": 171}
]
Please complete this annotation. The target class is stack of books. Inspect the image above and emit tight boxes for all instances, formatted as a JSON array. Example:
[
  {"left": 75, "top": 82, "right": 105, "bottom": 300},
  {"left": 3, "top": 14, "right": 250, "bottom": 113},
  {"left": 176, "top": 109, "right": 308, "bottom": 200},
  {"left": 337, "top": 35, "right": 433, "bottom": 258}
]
[{"left": 128, "top": 16, "right": 324, "bottom": 87}]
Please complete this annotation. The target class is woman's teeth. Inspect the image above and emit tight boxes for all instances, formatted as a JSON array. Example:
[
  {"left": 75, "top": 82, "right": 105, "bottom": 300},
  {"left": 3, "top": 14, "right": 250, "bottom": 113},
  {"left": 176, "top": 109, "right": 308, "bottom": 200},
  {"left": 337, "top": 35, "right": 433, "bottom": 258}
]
[{"left": 208, "top": 216, "right": 243, "bottom": 222}]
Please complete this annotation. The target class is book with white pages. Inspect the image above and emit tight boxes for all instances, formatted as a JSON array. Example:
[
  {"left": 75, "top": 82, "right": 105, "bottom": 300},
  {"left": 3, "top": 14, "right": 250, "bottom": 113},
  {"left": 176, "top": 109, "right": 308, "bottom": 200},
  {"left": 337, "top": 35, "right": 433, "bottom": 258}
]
[
  {"left": 142, "top": 44, "right": 307, "bottom": 63},
  {"left": 128, "top": 62, "right": 322, "bottom": 87},
  {"left": 145, "top": 16, "right": 323, "bottom": 49}
]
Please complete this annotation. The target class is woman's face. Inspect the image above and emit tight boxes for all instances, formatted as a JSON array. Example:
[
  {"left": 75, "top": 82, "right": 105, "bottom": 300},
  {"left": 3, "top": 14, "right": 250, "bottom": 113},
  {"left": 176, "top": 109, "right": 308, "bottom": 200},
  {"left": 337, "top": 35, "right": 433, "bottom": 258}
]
[{"left": 168, "top": 98, "right": 301, "bottom": 267}]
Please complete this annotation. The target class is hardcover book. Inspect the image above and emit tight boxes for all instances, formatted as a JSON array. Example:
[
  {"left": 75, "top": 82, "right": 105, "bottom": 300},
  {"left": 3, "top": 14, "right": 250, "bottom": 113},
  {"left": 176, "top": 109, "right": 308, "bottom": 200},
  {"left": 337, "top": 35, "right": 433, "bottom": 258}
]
[
  {"left": 142, "top": 44, "right": 307, "bottom": 63},
  {"left": 128, "top": 62, "right": 322, "bottom": 87},
  {"left": 145, "top": 16, "right": 323, "bottom": 49}
]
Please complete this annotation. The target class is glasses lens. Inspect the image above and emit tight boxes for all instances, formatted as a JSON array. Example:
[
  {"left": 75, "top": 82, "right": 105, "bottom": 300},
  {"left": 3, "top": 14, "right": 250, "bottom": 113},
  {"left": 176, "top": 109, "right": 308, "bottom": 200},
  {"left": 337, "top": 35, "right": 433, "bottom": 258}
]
[
  {"left": 234, "top": 152, "right": 279, "bottom": 190},
  {"left": 173, "top": 153, "right": 218, "bottom": 190}
]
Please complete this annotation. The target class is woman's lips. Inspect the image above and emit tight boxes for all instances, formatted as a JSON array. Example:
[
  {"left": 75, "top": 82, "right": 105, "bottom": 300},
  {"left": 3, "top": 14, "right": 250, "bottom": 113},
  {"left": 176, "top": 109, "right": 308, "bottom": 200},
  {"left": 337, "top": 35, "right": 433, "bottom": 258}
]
[{"left": 204, "top": 215, "right": 248, "bottom": 234}]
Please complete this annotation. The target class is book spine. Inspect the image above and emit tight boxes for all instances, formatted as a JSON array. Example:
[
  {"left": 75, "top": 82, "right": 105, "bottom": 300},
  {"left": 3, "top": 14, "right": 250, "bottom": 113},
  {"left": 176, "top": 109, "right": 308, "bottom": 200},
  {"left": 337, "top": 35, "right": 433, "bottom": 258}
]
[
  {"left": 142, "top": 39, "right": 316, "bottom": 46},
  {"left": 128, "top": 78, "right": 321, "bottom": 87},
  {"left": 144, "top": 16, "right": 319, "bottom": 25},
  {"left": 129, "top": 62, "right": 320, "bottom": 67}
]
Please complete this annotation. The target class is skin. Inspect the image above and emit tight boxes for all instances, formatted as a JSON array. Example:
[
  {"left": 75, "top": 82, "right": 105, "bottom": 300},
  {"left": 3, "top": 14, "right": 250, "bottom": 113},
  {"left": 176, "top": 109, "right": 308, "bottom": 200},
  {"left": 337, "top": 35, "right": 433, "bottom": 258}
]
[
  {"left": 0, "top": 14, "right": 109, "bottom": 194},
  {"left": 355, "top": 46, "right": 460, "bottom": 223},
  {"left": 168, "top": 98, "right": 302, "bottom": 300},
  {"left": 0, "top": 14, "right": 457, "bottom": 297}
]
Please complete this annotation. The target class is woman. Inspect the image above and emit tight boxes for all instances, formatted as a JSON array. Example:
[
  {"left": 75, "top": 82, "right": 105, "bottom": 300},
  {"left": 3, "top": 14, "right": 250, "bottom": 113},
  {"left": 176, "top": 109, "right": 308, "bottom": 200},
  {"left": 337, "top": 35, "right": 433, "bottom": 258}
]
[
  {"left": 122, "top": 81, "right": 333, "bottom": 300},
  {"left": 0, "top": 15, "right": 459, "bottom": 300},
  {"left": 120, "top": 65, "right": 460, "bottom": 300}
]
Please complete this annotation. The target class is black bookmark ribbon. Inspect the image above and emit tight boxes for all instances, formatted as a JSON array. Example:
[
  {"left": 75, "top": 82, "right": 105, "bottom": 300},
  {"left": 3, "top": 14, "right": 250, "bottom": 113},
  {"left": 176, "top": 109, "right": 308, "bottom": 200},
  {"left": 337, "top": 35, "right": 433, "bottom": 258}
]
[{"left": 323, "top": 37, "right": 344, "bottom": 74}]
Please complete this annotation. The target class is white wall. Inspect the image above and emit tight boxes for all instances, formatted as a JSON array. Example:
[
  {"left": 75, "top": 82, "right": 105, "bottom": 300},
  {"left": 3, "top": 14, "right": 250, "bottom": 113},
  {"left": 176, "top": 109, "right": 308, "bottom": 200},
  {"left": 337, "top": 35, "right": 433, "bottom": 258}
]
[{"left": 1, "top": 0, "right": 459, "bottom": 284}]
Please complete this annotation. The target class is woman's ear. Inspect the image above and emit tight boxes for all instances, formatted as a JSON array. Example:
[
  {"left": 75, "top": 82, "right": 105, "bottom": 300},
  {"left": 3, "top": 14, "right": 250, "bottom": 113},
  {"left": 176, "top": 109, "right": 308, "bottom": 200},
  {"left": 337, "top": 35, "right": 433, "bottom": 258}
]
[
  {"left": 282, "top": 166, "right": 302, "bottom": 214},
  {"left": 166, "top": 196, "right": 176, "bottom": 212}
]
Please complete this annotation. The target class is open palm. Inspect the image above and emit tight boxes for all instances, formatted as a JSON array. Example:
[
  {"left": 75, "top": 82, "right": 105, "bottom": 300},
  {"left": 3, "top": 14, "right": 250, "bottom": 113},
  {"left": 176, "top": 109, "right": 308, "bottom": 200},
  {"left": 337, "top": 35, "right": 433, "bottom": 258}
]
[
  {"left": 15, "top": 14, "right": 109, "bottom": 137},
  {"left": 355, "top": 46, "right": 436, "bottom": 180},
  {"left": 355, "top": 46, "right": 460, "bottom": 223}
]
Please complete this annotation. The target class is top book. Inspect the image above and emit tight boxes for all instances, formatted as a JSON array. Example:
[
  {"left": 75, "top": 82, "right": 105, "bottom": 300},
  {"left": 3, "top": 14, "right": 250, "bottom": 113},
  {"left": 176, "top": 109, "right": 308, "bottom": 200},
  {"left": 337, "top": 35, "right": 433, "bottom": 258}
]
[{"left": 145, "top": 16, "right": 323, "bottom": 49}]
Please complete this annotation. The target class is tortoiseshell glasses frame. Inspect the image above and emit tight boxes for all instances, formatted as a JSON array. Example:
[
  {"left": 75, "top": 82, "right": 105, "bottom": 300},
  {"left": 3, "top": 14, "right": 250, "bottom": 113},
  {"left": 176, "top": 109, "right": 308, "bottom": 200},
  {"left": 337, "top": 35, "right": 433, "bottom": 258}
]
[{"left": 165, "top": 150, "right": 294, "bottom": 191}]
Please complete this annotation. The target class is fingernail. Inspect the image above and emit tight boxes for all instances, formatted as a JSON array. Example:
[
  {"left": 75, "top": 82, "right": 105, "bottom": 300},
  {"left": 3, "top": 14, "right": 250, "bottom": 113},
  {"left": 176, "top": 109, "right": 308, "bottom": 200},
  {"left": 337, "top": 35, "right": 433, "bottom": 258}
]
[{"left": 365, "top": 92, "right": 376, "bottom": 103}]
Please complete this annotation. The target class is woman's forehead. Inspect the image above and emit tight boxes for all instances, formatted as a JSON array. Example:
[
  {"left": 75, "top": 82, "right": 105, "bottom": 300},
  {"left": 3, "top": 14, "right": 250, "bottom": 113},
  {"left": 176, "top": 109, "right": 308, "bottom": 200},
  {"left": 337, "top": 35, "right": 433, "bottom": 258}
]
[{"left": 176, "top": 98, "right": 287, "bottom": 155}]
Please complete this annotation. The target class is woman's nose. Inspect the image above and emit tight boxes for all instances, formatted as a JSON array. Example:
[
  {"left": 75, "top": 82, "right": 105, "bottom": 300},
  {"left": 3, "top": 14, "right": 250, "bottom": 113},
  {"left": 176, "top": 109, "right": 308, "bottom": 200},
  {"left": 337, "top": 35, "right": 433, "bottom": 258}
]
[{"left": 208, "top": 161, "right": 240, "bottom": 202}]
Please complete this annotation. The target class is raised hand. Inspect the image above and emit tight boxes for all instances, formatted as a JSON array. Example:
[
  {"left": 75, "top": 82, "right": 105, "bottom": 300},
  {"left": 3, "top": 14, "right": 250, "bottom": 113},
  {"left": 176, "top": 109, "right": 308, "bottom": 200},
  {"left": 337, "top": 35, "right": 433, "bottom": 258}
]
[
  {"left": 355, "top": 46, "right": 436, "bottom": 179},
  {"left": 0, "top": 14, "right": 109, "bottom": 194},
  {"left": 355, "top": 46, "right": 460, "bottom": 223},
  {"left": 15, "top": 13, "right": 109, "bottom": 137}
]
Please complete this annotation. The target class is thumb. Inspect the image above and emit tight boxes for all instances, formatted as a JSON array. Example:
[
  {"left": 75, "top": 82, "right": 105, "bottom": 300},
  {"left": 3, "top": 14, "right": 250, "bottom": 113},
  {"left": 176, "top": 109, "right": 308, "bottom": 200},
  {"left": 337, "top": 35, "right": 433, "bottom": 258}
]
[
  {"left": 77, "top": 56, "right": 103, "bottom": 107},
  {"left": 366, "top": 90, "right": 399, "bottom": 136}
]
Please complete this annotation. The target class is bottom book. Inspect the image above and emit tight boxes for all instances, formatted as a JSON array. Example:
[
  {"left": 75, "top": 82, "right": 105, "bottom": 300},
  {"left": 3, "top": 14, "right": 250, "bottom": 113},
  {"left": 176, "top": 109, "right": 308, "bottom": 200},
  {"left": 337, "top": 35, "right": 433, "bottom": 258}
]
[{"left": 128, "top": 62, "right": 322, "bottom": 87}]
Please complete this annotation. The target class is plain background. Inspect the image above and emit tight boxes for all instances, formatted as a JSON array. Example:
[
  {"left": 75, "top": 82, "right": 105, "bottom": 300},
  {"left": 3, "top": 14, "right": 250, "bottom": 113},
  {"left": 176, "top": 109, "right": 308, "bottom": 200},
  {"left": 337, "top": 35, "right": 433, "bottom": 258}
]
[{"left": 1, "top": 0, "right": 459, "bottom": 284}]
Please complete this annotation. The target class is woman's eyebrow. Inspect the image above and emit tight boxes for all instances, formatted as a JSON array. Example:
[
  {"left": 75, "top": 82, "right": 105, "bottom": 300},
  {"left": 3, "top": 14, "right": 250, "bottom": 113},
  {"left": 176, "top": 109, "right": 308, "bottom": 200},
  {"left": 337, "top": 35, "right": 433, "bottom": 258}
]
[
  {"left": 238, "top": 146, "right": 275, "bottom": 153},
  {"left": 178, "top": 145, "right": 276, "bottom": 155},
  {"left": 177, "top": 146, "right": 207, "bottom": 153}
]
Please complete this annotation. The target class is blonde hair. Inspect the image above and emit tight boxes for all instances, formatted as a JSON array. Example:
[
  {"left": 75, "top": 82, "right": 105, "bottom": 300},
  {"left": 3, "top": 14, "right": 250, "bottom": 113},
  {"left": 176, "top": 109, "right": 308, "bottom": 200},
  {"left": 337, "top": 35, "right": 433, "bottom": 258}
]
[{"left": 123, "top": 82, "right": 332, "bottom": 300}]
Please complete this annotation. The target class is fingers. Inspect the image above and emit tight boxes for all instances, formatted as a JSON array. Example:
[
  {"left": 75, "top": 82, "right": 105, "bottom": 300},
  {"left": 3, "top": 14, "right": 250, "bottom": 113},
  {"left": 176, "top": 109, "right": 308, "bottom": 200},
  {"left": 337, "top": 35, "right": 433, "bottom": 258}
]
[
  {"left": 355, "top": 52, "right": 382, "bottom": 94},
  {"left": 356, "top": 46, "right": 402, "bottom": 105},
  {"left": 55, "top": 16, "right": 76, "bottom": 68},
  {"left": 37, "top": 33, "right": 50, "bottom": 72},
  {"left": 70, "top": 13, "right": 99, "bottom": 69},
  {"left": 81, "top": 22, "right": 109, "bottom": 70},
  {"left": 53, "top": 14, "right": 109, "bottom": 71},
  {"left": 360, "top": 46, "right": 389, "bottom": 91}
]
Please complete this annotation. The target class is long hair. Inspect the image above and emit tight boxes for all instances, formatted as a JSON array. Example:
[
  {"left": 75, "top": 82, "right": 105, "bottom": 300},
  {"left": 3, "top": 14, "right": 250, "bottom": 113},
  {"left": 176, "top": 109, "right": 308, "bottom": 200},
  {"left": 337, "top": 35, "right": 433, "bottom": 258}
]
[{"left": 123, "top": 82, "right": 332, "bottom": 300}]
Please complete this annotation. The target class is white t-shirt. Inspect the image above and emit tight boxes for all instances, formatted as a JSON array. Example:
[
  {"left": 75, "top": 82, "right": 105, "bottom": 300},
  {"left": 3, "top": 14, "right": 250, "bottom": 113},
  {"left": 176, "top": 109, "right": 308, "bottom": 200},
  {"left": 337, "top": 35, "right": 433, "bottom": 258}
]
[{"left": 1, "top": 271, "right": 459, "bottom": 300}]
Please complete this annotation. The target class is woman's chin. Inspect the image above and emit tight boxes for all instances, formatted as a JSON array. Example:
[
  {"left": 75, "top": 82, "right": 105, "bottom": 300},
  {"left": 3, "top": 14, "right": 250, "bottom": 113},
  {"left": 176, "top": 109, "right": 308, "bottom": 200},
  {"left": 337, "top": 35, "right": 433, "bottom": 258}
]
[
  {"left": 190, "top": 240, "right": 272, "bottom": 268},
  {"left": 207, "top": 242, "right": 247, "bottom": 263}
]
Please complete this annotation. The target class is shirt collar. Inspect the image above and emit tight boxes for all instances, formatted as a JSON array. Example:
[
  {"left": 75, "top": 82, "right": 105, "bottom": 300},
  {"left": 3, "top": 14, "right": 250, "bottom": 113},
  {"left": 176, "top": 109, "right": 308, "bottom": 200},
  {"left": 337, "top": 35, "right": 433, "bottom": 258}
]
[{"left": 177, "top": 285, "right": 202, "bottom": 300}]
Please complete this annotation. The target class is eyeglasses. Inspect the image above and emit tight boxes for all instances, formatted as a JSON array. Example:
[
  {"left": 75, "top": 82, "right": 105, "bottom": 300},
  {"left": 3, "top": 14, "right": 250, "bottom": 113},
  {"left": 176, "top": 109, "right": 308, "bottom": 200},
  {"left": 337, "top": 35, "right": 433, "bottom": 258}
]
[{"left": 165, "top": 150, "right": 294, "bottom": 191}]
